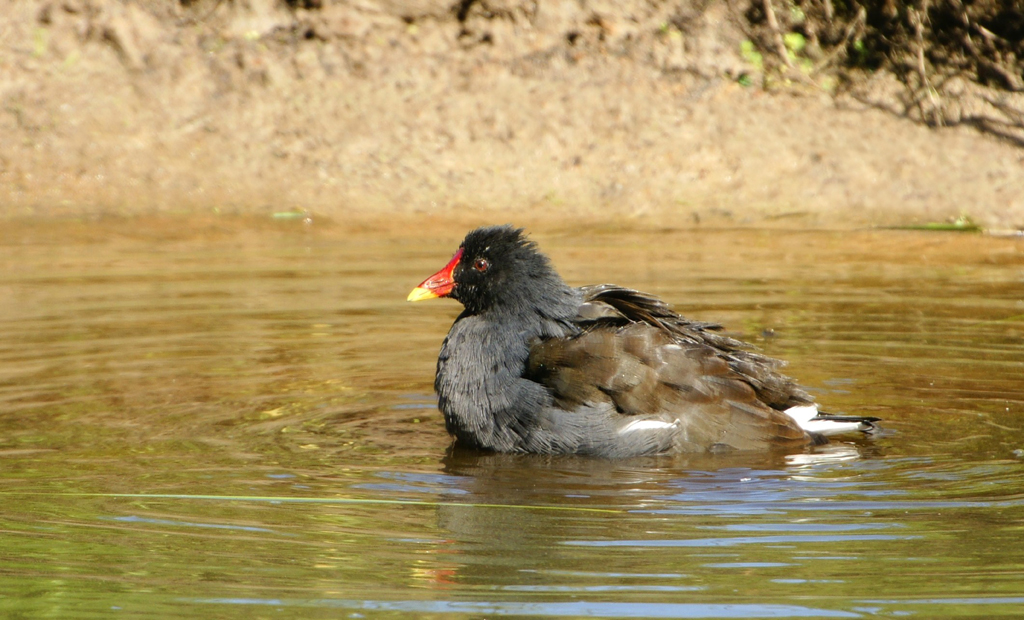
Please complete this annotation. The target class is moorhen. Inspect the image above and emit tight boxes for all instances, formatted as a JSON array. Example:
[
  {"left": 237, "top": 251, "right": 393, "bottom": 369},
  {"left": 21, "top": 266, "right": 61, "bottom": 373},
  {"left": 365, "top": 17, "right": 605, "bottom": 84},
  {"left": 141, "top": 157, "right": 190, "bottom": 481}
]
[{"left": 409, "top": 225, "right": 877, "bottom": 457}]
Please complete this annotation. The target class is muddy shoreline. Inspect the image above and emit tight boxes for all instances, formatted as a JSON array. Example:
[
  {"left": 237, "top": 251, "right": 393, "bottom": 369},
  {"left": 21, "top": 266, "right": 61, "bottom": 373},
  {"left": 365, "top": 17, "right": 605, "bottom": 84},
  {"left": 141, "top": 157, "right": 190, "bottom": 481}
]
[{"left": 2, "top": 0, "right": 1023, "bottom": 230}]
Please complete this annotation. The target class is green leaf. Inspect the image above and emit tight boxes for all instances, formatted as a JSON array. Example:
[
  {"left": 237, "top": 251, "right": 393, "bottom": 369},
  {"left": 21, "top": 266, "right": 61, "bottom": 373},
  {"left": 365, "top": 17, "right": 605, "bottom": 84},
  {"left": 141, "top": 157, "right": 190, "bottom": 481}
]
[
  {"left": 783, "top": 32, "right": 806, "bottom": 54},
  {"left": 740, "top": 40, "right": 764, "bottom": 70},
  {"left": 886, "top": 215, "right": 983, "bottom": 233}
]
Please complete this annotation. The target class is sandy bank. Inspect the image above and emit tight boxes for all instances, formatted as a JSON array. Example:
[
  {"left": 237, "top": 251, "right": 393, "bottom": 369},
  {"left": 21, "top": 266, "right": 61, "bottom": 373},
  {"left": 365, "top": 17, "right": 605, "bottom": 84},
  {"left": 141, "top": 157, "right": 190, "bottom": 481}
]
[{"left": 2, "top": 0, "right": 1023, "bottom": 230}]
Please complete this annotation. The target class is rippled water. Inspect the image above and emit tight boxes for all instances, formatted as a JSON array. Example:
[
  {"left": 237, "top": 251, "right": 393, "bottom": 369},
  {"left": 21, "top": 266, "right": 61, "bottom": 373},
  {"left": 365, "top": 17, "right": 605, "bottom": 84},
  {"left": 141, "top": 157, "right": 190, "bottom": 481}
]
[{"left": 1, "top": 218, "right": 1023, "bottom": 618}]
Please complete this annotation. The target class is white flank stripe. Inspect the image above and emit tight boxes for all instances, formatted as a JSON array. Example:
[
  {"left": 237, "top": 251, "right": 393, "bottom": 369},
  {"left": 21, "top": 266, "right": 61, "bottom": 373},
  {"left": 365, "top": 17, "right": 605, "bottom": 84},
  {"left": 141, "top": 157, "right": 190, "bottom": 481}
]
[
  {"left": 799, "top": 419, "right": 867, "bottom": 435},
  {"left": 619, "top": 419, "right": 677, "bottom": 435}
]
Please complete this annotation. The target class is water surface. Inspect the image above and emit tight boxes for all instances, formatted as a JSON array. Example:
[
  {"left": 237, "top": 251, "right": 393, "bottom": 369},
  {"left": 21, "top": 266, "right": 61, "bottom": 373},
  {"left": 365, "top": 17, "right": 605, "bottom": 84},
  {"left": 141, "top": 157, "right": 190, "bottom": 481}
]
[{"left": 1, "top": 219, "right": 1022, "bottom": 618}]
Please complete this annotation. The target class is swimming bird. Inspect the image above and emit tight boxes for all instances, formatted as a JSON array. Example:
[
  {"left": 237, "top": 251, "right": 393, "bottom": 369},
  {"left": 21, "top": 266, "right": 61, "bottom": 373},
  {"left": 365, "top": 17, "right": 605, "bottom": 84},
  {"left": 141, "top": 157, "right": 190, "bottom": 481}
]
[{"left": 408, "top": 225, "right": 877, "bottom": 457}]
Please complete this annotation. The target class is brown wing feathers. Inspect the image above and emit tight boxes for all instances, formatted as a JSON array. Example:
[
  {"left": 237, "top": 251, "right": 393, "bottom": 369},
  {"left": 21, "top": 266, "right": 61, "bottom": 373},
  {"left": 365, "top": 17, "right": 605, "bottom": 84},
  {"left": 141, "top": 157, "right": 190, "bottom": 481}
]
[
  {"left": 574, "top": 285, "right": 813, "bottom": 409},
  {"left": 527, "top": 285, "right": 813, "bottom": 450},
  {"left": 530, "top": 322, "right": 763, "bottom": 413}
]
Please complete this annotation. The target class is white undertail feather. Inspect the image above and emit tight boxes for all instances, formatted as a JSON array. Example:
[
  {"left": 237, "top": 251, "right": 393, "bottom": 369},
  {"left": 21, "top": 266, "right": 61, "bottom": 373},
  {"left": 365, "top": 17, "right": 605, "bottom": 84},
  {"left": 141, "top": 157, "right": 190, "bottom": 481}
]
[{"left": 784, "top": 404, "right": 872, "bottom": 436}]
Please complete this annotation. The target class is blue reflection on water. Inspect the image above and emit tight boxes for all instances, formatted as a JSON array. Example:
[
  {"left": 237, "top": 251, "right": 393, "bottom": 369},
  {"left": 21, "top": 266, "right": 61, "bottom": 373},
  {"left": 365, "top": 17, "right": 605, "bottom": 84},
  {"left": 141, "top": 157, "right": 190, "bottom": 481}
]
[
  {"left": 700, "top": 523, "right": 897, "bottom": 532},
  {"left": 105, "top": 515, "right": 279, "bottom": 534},
  {"left": 564, "top": 534, "right": 918, "bottom": 547},
  {"left": 640, "top": 499, "right": 1000, "bottom": 515},
  {"left": 190, "top": 597, "right": 863, "bottom": 618},
  {"left": 860, "top": 597, "right": 1024, "bottom": 605},
  {"left": 501, "top": 585, "right": 704, "bottom": 592},
  {"left": 354, "top": 471, "right": 470, "bottom": 495},
  {"left": 704, "top": 562, "right": 791, "bottom": 568}
]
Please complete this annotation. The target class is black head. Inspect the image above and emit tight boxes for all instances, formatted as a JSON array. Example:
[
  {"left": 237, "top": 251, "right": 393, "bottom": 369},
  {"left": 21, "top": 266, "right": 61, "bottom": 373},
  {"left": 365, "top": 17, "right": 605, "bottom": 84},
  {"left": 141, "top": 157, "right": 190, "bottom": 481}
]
[
  {"left": 409, "top": 225, "right": 574, "bottom": 317},
  {"left": 451, "top": 225, "right": 557, "bottom": 314}
]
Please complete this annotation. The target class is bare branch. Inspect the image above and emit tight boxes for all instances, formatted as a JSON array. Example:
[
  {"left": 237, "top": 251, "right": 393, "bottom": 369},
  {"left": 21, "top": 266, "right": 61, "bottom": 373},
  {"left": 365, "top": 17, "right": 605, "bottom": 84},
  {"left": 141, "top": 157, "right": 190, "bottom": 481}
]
[
  {"left": 762, "top": 0, "right": 793, "bottom": 68},
  {"left": 909, "top": 1, "right": 943, "bottom": 126}
]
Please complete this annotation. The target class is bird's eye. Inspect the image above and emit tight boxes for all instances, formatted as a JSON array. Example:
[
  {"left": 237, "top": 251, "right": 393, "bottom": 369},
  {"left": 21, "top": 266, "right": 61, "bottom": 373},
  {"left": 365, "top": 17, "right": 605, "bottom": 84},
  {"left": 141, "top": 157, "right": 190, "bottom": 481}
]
[{"left": 473, "top": 258, "right": 490, "bottom": 272}]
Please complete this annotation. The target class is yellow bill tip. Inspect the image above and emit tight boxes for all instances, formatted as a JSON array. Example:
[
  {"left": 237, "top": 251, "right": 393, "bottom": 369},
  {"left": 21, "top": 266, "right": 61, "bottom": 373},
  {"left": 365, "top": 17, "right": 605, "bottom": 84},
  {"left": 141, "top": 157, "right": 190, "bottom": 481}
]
[{"left": 407, "top": 286, "right": 439, "bottom": 302}]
